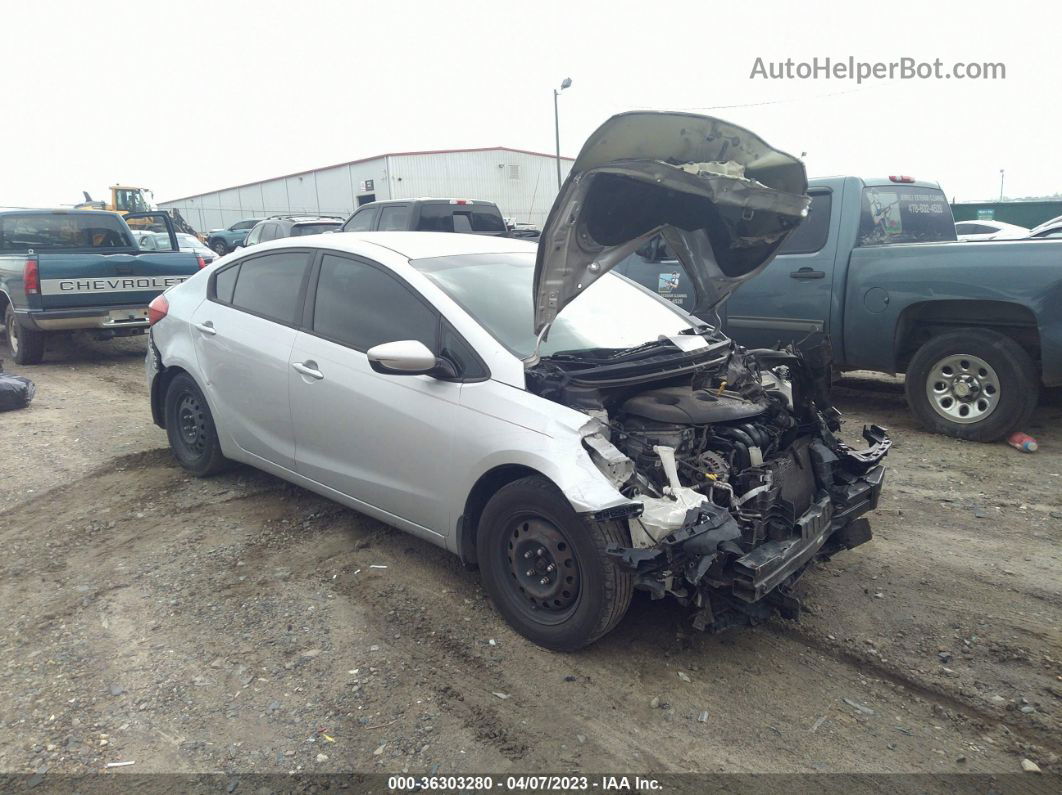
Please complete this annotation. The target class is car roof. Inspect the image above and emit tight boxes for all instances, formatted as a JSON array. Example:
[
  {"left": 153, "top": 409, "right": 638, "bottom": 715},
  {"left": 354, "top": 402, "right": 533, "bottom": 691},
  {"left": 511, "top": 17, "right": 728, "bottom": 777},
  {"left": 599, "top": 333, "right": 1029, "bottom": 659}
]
[
  {"left": 251, "top": 231, "right": 536, "bottom": 260},
  {"left": 0, "top": 208, "right": 123, "bottom": 219},
  {"left": 356, "top": 198, "right": 501, "bottom": 209}
]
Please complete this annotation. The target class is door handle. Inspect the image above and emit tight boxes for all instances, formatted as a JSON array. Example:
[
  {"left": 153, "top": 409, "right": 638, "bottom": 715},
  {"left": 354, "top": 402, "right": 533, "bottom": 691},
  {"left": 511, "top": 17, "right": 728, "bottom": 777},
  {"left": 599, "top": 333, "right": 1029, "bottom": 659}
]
[
  {"left": 292, "top": 361, "right": 324, "bottom": 380},
  {"left": 194, "top": 321, "right": 217, "bottom": 335},
  {"left": 790, "top": 267, "right": 825, "bottom": 280}
]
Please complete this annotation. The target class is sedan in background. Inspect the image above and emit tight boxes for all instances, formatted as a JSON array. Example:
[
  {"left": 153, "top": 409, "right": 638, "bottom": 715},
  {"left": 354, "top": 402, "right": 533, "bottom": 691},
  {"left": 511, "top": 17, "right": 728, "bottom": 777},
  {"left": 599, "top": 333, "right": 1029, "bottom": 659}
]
[{"left": 953, "top": 220, "right": 1028, "bottom": 241}]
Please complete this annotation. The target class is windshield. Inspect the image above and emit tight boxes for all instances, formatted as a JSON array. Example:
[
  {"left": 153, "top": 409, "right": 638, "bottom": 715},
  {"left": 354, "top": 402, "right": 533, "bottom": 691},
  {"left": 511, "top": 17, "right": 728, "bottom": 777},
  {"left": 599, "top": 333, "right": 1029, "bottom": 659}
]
[
  {"left": 858, "top": 185, "right": 955, "bottom": 245},
  {"left": 413, "top": 252, "right": 695, "bottom": 358}
]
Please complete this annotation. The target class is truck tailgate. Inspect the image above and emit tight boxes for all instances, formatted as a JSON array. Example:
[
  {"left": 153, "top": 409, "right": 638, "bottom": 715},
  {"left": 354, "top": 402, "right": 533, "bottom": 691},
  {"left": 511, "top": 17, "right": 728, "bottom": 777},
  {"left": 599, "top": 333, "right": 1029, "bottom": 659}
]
[{"left": 38, "top": 252, "right": 200, "bottom": 309}]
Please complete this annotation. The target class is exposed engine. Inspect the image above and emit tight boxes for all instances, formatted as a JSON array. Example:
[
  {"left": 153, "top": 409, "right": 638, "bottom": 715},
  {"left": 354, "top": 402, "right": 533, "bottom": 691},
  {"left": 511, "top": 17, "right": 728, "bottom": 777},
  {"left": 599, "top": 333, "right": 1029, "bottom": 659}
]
[{"left": 527, "top": 329, "right": 890, "bottom": 632}]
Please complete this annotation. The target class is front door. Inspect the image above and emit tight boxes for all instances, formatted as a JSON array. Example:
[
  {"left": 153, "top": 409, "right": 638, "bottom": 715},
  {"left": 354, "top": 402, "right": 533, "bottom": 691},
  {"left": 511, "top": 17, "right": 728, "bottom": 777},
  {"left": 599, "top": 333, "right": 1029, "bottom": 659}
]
[
  {"left": 724, "top": 188, "right": 839, "bottom": 349},
  {"left": 289, "top": 252, "right": 459, "bottom": 534},
  {"left": 190, "top": 249, "right": 312, "bottom": 469}
]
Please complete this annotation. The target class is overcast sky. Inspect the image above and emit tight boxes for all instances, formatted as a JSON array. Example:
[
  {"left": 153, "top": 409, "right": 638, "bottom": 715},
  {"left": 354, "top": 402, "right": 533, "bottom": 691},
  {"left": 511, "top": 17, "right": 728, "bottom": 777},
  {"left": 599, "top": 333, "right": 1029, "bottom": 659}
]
[{"left": 5, "top": 0, "right": 1058, "bottom": 208}]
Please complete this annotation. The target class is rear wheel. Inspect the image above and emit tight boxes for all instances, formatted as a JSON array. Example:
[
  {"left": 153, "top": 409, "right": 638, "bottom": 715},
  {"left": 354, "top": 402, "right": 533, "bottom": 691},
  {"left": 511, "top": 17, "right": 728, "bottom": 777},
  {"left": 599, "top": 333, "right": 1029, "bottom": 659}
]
[
  {"left": 905, "top": 328, "right": 1038, "bottom": 441},
  {"left": 476, "top": 476, "right": 632, "bottom": 650},
  {"left": 164, "top": 372, "right": 230, "bottom": 476},
  {"left": 5, "top": 306, "right": 45, "bottom": 365}
]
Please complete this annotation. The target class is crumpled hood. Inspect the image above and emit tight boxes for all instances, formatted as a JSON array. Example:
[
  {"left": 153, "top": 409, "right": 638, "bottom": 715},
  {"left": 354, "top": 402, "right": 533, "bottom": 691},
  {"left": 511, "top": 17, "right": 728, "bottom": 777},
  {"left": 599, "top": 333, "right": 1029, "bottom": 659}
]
[{"left": 533, "top": 111, "right": 809, "bottom": 334}]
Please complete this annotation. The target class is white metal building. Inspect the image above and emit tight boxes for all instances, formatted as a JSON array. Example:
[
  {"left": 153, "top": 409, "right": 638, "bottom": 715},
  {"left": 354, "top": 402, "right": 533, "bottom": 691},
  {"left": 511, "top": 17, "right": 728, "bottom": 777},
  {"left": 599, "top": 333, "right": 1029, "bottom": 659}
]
[{"left": 160, "top": 147, "right": 574, "bottom": 233}]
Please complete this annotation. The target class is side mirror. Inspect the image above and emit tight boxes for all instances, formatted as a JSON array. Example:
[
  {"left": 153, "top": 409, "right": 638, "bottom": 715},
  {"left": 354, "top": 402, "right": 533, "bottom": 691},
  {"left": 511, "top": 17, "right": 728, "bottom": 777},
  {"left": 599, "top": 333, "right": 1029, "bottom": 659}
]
[{"left": 367, "top": 340, "right": 455, "bottom": 378}]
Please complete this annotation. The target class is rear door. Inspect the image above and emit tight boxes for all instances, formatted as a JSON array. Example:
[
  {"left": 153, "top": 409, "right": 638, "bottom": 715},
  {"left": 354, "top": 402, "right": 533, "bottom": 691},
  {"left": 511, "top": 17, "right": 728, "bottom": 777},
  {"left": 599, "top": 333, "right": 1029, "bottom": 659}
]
[
  {"left": 190, "top": 249, "right": 312, "bottom": 470},
  {"left": 288, "top": 251, "right": 461, "bottom": 534},
  {"left": 724, "top": 188, "right": 839, "bottom": 349}
]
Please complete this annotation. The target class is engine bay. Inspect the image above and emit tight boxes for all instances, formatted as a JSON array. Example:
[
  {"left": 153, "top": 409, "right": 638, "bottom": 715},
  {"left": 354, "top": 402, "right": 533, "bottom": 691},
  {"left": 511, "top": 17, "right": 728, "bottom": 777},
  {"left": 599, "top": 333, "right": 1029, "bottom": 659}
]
[{"left": 527, "top": 328, "right": 891, "bottom": 631}]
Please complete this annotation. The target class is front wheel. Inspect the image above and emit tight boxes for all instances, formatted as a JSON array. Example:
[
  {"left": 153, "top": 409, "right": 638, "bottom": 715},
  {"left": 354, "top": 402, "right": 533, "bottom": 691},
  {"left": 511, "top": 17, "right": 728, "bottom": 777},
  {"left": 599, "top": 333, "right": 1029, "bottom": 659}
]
[
  {"left": 5, "top": 306, "right": 45, "bottom": 365},
  {"left": 164, "top": 372, "right": 230, "bottom": 476},
  {"left": 905, "top": 328, "right": 1038, "bottom": 441},
  {"left": 476, "top": 476, "right": 632, "bottom": 651},
  {"left": 210, "top": 240, "right": 229, "bottom": 256}
]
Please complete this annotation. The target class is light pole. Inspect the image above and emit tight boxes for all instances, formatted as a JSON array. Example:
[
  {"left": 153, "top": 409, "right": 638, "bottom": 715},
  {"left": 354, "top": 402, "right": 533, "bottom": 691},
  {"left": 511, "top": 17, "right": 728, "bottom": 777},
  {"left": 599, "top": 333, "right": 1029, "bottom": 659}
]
[
  {"left": 999, "top": 169, "right": 1005, "bottom": 201},
  {"left": 554, "top": 77, "right": 572, "bottom": 189}
]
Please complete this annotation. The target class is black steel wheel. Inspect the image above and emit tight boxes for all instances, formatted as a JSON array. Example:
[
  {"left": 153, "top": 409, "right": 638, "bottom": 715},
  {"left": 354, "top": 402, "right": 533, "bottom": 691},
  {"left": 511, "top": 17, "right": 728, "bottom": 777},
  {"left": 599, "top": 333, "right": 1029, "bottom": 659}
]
[
  {"left": 477, "top": 476, "right": 632, "bottom": 650},
  {"left": 164, "top": 372, "right": 230, "bottom": 476},
  {"left": 504, "top": 513, "right": 582, "bottom": 624}
]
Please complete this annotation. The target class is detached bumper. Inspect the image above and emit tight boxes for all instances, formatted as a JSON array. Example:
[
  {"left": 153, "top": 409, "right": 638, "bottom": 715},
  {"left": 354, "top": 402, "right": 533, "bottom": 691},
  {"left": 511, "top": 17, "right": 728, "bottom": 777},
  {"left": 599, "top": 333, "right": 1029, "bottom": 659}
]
[{"left": 18, "top": 304, "right": 150, "bottom": 332}]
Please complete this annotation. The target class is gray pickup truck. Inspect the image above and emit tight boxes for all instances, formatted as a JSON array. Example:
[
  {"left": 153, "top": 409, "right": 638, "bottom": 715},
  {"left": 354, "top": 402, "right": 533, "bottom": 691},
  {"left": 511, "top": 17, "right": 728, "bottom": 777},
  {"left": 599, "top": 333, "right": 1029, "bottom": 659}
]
[
  {"left": 0, "top": 209, "right": 204, "bottom": 364},
  {"left": 618, "top": 176, "right": 1062, "bottom": 441}
]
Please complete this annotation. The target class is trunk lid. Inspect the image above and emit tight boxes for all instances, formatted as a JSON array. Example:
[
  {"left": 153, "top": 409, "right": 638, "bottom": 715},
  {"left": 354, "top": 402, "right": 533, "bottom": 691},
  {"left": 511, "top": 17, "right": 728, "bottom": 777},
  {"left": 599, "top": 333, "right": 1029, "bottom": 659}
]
[{"left": 533, "top": 111, "right": 809, "bottom": 334}]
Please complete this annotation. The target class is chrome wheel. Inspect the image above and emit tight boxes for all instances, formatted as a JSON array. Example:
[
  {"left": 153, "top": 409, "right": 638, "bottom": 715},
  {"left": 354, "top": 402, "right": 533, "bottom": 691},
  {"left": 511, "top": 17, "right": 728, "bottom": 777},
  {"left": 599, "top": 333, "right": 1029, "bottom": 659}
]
[
  {"left": 504, "top": 514, "right": 581, "bottom": 625},
  {"left": 6, "top": 312, "right": 18, "bottom": 355},
  {"left": 925, "top": 354, "right": 1000, "bottom": 424}
]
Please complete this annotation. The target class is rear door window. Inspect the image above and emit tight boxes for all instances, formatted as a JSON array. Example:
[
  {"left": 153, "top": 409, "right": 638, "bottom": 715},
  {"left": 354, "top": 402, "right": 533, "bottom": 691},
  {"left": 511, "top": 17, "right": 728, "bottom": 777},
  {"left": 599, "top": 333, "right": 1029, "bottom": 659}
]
[
  {"left": 377, "top": 205, "right": 410, "bottom": 230},
  {"left": 778, "top": 191, "right": 832, "bottom": 254},
  {"left": 229, "top": 251, "right": 310, "bottom": 324},
  {"left": 857, "top": 186, "right": 956, "bottom": 246},
  {"left": 343, "top": 208, "right": 377, "bottom": 232},
  {"left": 312, "top": 254, "right": 437, "bottom": 351}
]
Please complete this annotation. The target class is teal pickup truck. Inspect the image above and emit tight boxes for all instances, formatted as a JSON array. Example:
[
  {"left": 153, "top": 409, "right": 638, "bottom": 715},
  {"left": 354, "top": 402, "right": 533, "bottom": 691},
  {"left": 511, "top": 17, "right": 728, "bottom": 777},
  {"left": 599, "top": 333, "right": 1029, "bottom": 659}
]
[
  {"left": 618, "top": 176, "right": 1062, "bottom": 441},
  {"left": 0, "top": 209, "right": 204, "bottom": 364}
]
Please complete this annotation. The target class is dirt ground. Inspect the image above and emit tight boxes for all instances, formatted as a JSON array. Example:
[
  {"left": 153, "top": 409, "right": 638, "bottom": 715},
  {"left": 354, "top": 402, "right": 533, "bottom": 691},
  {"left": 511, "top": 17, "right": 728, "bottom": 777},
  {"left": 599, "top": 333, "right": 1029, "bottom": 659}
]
[{"left": 0, "top": 334, "right": 1059, "bottom": 779}]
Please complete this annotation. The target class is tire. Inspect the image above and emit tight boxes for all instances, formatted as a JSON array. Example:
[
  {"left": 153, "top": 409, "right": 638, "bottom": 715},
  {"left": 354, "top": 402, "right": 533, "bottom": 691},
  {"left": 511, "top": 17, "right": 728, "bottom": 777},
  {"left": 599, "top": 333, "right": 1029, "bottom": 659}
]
[
  {"left": 164, "top": 372, "right": 230, "bottom": 476},
  {"left": 210, "top": 239, "right": 229, "bottom": 256},
  {"left": 5, "top": 306, "right": 45, "bottom": 365},
  {"left": 905, "top": 328, "right": 1038, "bottom": 442},
  {"left": 476, "top": 476, "right": 633, "bottom": 651}
]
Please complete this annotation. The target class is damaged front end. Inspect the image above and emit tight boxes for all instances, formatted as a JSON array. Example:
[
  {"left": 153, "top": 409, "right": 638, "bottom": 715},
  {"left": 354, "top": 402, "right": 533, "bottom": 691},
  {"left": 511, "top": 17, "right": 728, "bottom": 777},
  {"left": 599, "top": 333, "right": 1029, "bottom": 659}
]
[{"left": 528, "top": 333, "right": 890, "bottom": 633}]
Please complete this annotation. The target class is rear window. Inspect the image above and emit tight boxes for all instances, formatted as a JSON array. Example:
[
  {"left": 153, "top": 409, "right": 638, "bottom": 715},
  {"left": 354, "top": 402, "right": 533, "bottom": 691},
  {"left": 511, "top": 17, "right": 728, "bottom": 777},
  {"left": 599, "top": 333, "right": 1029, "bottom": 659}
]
[
  {"left": 858, "top": 186, "right": 955, "bottom": 246},
  {"left": 0, "top": 213, "right": 133, "bottom": 252},
  {"left": 416, "top": 204, "right": 506, "bottom": 233},
  {"left": 292, "top": 223, "right": 340, "bottom": 236}
]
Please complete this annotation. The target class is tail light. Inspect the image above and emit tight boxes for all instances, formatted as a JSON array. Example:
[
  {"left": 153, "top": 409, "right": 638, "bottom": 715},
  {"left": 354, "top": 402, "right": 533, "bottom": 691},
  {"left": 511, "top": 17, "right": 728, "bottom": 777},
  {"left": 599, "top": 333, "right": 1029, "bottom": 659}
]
[
  {"left": 889, "top": 175, "right": 915, "bottom": 183},
  {"left": 196, "top": 255, "right": 207, "bottom": 269},
  {"left": 449, "top": 199, "right": 472, "bottom": 205},
  {"left": 147, "top": 294, "right": 169, "bottom": 326},
  {"left": 23, "top": 257, "right": 39, "bottom": 294}
]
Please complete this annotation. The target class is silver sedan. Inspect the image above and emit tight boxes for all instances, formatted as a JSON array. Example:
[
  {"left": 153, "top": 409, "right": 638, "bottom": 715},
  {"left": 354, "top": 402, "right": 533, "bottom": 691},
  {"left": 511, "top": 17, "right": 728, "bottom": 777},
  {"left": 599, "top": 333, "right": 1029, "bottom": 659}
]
[{"left": 145, "top": 112, "right": 888, "bottom": 649}]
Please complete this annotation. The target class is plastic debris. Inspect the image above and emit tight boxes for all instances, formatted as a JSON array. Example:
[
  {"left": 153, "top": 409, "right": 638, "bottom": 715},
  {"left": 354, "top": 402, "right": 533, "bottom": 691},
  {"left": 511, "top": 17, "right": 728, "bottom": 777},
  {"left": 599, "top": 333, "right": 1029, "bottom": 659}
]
[
  {"left": 0, "top": 371, "right": 35, "bottom": 412},
  {"left": 492, "top": 692, "right": 510, "bottom": 700},
  {"left": 842, "top": 697, "right": 875, "bottom": 715},
  {"left": 1008, "top": 432, "right": 1039, "bottom": 453},
  {"left": 677, "top": 672, "right": 692, "bottom": 682},
  {"left": 1021, "top": 758, "right": 1041, "bottom": 773},
  {"left": 697, "top": 711, "right": 709, "bottom": 723},
  {"left": 105, "top": 761, "right": 136, "bottom": 768},
  {"left": 369, "top": 565, "right": 388, "bottom": 569}
]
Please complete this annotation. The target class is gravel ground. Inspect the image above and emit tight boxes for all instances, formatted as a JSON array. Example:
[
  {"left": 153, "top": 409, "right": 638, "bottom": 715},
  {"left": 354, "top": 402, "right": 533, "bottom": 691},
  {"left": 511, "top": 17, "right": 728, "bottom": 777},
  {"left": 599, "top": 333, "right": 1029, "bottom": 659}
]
[{"left": 0, "top": 334, "right": 1058, "bottom": 778}]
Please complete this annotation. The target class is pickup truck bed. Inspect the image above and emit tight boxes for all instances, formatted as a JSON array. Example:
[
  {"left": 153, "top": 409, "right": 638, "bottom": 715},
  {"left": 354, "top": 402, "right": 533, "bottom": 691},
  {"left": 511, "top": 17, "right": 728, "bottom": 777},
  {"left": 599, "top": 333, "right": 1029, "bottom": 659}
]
[
  {"left": 618, "top": 176, "right": 1062, "bottom": 441},
  {"left": 0, "top": 209, "right": 203, "bottom": 364}
]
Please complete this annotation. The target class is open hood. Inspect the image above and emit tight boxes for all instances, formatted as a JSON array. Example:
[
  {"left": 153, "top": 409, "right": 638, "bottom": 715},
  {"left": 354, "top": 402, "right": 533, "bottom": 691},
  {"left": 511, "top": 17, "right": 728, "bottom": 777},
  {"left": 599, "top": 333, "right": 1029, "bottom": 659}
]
[{"left": 533, "top": 111, "right": 809, "bottom": 335}]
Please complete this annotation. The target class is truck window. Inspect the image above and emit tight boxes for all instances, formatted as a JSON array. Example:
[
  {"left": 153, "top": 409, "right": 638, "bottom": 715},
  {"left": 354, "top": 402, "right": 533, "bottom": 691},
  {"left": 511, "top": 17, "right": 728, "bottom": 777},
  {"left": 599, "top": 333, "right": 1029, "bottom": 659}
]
[
  {"left": 416, "top": 204, "right": 506, "bottom": 233},
  {"left": 292, "top": 223, "right": 341, "bottom": 236},
  {"left": 343, "top": 208, "right": 377, "bottom": 232},
  {"left": 778, "top": 192, "right": 831, "bottom": 254},
  {"left": 857, "top": 186, "right": 956, "bottom": 246},
  {"left": 378, "top": 205, "right": 410, "bottom": 231},
  {"left": 0, "top": 213, "right": 134, "bottom": 251}
]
